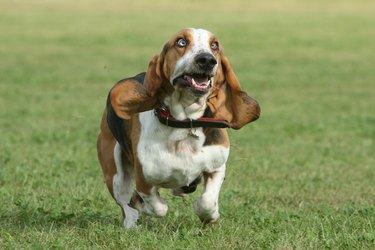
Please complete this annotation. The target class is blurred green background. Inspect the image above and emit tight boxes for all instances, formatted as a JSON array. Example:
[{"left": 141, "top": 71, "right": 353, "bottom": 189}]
[{"left": 1, "top": 0, "right": 374, "bottom": 248}]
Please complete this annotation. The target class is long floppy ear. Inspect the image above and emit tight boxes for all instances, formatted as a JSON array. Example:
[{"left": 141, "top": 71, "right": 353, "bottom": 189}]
[
  {"left": 109, "top": 78, "right": 157, "bottom": 120},
  {"left": 208, "top": 55, "right": 260, "bottom": 129},
  {"left": 109, "top": 54, "right": 164, "bottom": 120},
  {"left": 143, "top": 55, "right": 163, "bottom": 96}
]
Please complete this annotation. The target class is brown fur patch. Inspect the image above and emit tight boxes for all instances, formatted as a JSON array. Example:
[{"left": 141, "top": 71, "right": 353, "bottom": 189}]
[
  {"left": 204, "top": 128, "right": 230, "bottom": 148},
  {"left": 97, "top": 109, "right": 117, "bottom": 198}
]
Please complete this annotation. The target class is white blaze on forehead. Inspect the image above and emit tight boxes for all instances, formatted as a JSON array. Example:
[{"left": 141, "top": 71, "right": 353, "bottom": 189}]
[{"left": 190, "top": 28, "right": 213, "bottom": 53}]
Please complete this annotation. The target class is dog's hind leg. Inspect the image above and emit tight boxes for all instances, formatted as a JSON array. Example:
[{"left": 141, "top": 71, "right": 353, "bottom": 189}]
[{"left": 113, "top": 142, "right": 139, "bottom": 229}]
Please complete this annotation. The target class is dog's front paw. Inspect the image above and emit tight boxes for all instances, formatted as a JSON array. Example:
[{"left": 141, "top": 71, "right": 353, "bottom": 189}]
[
  {"left": 124, "top": 218, "right": 140, "bottom": 230},
  {"left": 144, "top": 200, "right": 168, "bottom": 217},
  {"left": 193, "top": 197, "right": 220, "bottom": 223},
  {"left": 138, "top": 193, "right": 168, "bottom": 217},
  {"left": 123, "top": 206, "right": 140, "bottom": 229}
]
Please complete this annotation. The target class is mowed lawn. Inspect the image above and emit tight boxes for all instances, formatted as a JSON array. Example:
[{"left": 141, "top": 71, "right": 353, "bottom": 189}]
[{"left": 1, "top": 0, "right": 375, "bottom": 249}]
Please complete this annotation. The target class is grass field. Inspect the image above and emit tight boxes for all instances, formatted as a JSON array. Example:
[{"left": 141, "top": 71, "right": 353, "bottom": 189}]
[{"left": 1, "top": 0, "right": 375, "bottom": 248}]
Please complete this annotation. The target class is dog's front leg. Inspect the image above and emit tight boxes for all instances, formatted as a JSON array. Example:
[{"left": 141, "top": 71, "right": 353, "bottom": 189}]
[
  {"left": 193, "top": 165, "right": 226, "bottom": 223},
  {"left": 132, "top": 166, "right": 168, "bottom": 217},
  {"left": 136, "top": 187, "right": 168, "bottom": 217}
]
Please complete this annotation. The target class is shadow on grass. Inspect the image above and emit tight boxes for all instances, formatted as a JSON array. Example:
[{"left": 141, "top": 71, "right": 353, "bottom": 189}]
[
  {"left": 0, "top": 199, "right": 209, "bottom": 234},
  {"left": 0, "top": 200, "right": 120, "bottom": 230}
]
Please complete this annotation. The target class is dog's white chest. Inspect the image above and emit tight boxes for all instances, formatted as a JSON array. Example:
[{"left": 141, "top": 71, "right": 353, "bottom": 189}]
[{"left": 137, "top": 111, "right": 229, "bottom": 188}]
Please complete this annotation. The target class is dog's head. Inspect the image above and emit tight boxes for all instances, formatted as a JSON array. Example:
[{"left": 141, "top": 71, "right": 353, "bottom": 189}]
[
  {"left": 144, "top": 28, "right": 220, "bottom": 97},
  {"left": 111, "top": 28, "right": 260, "bottom": 129}
]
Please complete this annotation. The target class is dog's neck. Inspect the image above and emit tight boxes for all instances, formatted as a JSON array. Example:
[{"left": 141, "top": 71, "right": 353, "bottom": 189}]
[{"left": 163, "top": 88, "right": 209, "bottom": 120}]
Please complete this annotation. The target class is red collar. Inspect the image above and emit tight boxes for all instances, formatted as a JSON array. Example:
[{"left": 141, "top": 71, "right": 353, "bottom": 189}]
[{"left": 154, "top": 107, "right": 229, "bottom": 128}]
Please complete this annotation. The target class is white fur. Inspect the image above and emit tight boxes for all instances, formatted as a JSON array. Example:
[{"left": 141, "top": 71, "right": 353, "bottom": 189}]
[
  {"left": 137, "top": 110, "right": 229, "bottom": 222},
  {"left": 113, "top": 142, "right": 139, "bottom": 229},
  {"left": 137, "top": 111, "right": 229, "bottom": 188},
  {"left": 137, "top": 188, "right": 168, "bottom": 217},
  {"left": 164, "top": 90, "right": 209, "bottom": 120},
  {"left": 193, "top": 165, "right": 226, "bottom": 222}
]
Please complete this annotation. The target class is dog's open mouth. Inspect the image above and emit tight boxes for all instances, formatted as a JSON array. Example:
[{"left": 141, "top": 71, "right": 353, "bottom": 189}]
[{"left": 173, "top": 74, "right": 212, "bottom": 95}]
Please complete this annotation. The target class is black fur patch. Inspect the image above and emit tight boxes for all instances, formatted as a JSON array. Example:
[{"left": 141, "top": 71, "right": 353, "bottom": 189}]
[{"left": 179, "top": 175, "right": 202, "bottom": 194}]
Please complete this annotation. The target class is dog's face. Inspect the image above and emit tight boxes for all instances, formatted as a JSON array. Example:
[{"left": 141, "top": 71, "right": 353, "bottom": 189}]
[
  {"left": 144, "top": 28, "right": 225, "bottom": 98},
  {"left": 164, "top": 29, "right": 220, "bottom": 96}
]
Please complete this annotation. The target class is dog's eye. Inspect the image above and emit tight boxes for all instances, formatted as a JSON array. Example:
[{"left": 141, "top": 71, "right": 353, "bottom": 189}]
[
  {"left": 176, "top": 38, "right": 187, "bottom": 48},
  {"left": 211, "top": 41, "right": 219, "bottom": 51}
]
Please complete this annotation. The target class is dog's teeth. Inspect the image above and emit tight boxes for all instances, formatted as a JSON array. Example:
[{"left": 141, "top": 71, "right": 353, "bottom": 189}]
[
  {"left": 192, "top": 78, "right": 197, "bottom": 86},
  {"left": 207, "top": 80, "right": 211, "bottom": 86}
]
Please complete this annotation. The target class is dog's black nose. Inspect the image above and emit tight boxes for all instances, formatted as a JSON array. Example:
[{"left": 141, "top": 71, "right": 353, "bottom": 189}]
[{"left": 195, "top": 53, "right": 217, "bottom": 70}]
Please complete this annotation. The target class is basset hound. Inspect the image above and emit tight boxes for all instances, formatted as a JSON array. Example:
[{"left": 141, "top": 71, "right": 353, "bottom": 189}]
[{"left": 97, "top": 28, "right": 260, "bottom": 229}]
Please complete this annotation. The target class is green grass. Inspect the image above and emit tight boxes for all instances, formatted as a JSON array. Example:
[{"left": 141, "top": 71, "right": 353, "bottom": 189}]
[{"left": 1, "top": 0, "right": 375, "bottom": 248}]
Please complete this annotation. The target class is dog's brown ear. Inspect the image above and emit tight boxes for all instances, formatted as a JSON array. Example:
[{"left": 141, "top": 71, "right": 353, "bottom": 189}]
[
  {"left": 208, "top": 55, "right": 260, "bottom": 129},
  {"left": 109, "top": 53, "right": 166, "bottom": 120},
  {"left": 110, "top": 78, "right": 157, "bottom": 120},
  {"left": 144, "top": 55, "right": 163, "bottom": 96}
]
